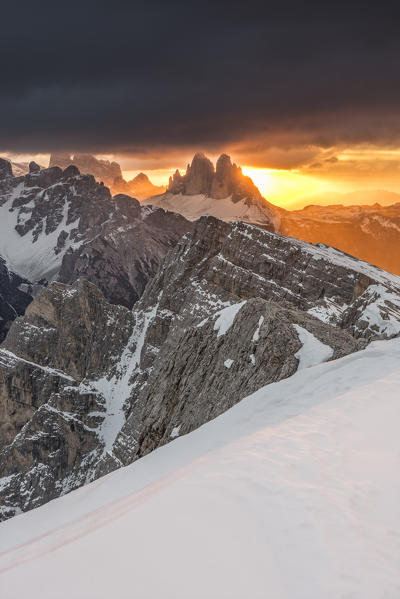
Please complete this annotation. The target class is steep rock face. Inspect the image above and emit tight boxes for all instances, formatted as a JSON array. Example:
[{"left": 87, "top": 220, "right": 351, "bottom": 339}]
[
  {"left": 281, "top": 202, "right": 400, "bottom": 276},
  {"left": 109, "top": 217, "right": 400, "bottom": 463},
  {"left": 0, "top": 279, "right": 136, "bottom": 519},
  {"left": 124, "top": 298, "right": 361, "bottom": 460},
  {"left": 147, "top": 153, "right": 280, "bottom": 229},
  {"left": 181, "top": 152, "right": 214, "bottom": 195},
  {"left": 0, "top": 257, "right": 33, "bottom": 343},
  {"left": 0, "top": 159, "right": 192, "bottom": 312},
  {"left": 49, "top": 153, "right": 122, "bottom": 186},
  {"left": 0, "top": 158, "right": 13, "bottom": 180},
  {"left": 58, "top": 198, "right": 191, "bottom": 308},
  {"left": 167, "top": 152, "right": 261, "bottom": 201},
  {"left": 2, "top": 216, "right": 400, "bottom": 519}
]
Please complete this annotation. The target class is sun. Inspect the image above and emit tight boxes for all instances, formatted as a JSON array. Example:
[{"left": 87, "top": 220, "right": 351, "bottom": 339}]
[
  {"left": 242, "top": 167, "right": 275, "bottom": 196},
  {"left": 242, "top": 166, "right": 325, "bottom": 208}
]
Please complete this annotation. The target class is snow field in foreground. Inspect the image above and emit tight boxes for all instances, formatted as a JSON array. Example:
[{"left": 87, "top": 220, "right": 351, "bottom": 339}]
[{"left": 0, "top": 338, "right": 400, "bottom": 598}]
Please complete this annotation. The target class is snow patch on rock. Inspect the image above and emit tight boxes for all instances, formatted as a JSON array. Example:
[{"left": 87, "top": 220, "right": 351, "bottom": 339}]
[{"left": 293, "top": 325, "right": 334, "bottom": 370}]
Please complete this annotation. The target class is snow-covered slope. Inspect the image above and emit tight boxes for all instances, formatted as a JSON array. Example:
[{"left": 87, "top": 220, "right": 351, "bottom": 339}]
[
  {"left": 144, "top": 191, "right": 280, "bottom": 229},
  {"left": 1, "top": 337, "right": 399, "bottom": 599}
]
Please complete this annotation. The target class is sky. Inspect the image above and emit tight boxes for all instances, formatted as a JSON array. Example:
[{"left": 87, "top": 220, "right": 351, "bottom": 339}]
[{"left": 2, "top": 0, "right": 400, "bottom": 207}]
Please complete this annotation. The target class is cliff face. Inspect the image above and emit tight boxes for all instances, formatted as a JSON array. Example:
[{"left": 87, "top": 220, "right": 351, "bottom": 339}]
[
  {"left": 167, "top": 152, "right": 263, "bottom": 201},
  {"left": 1, "top": 215, "right": 399, "bottom": 519},
  {"left": 0, "top": 257, "right": 33, "bottom": 343}
]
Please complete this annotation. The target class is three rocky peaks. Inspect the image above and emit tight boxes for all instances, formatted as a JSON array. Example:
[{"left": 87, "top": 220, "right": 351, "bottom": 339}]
[{"left": 167, "top": 152, "right": 262, "bottom": 200}]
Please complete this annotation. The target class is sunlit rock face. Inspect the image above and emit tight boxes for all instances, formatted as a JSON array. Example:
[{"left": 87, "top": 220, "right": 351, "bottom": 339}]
[
  {"left": 149, "top": 153, "right": 280, "bottom": 230},
  {"left": 281, "top": 203, "right": 400, "bottom": 276},
  {"left": 167, "top": 152, "right": 262, "bottom": 201},
  {"left": 2, "top": 215, "right": 400, "bottom": 520},
  {"left": 180, "top": 152, "right": 214, "bottom": 195}
]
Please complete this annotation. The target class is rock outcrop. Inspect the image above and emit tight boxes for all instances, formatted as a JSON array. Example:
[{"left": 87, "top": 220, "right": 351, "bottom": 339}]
[
  {"left": 0, "top": 257, "right": 33, "bottom": 343},
  {"left": 1, "top": 216, "right": 400, "bottom": 519},
  {"left": 167, "top": 152, "right": 262, "bottom": 201},
  {"left": 0, "top": 158, "right": 13, "bottom": 180},
  {"left": 0, "top": 279, "right": 135, "bottom": 519}
]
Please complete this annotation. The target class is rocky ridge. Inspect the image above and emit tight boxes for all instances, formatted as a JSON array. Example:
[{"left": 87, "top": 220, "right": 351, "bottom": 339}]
[
  {"left": 0, "top": 158, "right": 191, "bottom": 310},
  {"left": 1, "top": 216, "right": 400, "bottom": 519},
  {"left": 281, "top": 202, "right": 400, "bottom": 276},
  {"left": 49, "top": 153, "right": 122, "bottom": 187},
  {"left": 49, "top": 153, "right": 165, "bottom": 200}
]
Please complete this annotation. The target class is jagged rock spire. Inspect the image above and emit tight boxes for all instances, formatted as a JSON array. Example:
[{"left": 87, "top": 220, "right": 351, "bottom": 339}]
[
  {"left": 0, "top": 158, "right": 13, "bottom": 180},
  {"left": 167, "top": 152, "right": 262, "bottom": 201}
]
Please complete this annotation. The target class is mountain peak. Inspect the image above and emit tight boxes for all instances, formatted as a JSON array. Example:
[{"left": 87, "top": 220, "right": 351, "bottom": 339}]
[
  {"left": 49, "top": 152, "right": 122, "bottom": 186},
  {"left": 28, "top": 161, "right": 41, "bottom": 174},
  {"left": 131, "top": 172, "right": 150, "bottom": 184},
  {"left": 111, "top": 171, "right": 166, "bottom": 199},
  {"left": 167, "top": 152, "right": 262, "bottom": 201},
  {"left": 0, "top": 158, "right": 13, "bottom": 180}
]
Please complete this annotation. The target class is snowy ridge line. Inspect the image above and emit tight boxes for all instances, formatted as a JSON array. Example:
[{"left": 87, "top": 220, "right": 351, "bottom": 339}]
[
  {"left": 143, "top": 192, "right": 277, "bottom": 226},
  {"left": 0, "top": 349, "right": 76, "bottom": 382},
  {"left": 233, "top": 221, "right": 400, "bottom": 289}
]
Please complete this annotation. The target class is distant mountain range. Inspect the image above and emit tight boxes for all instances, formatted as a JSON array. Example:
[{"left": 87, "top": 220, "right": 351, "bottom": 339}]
[
  {"left": 281, "top": 203, "right": 400, "bottom": 275},
  {"left": 48, "top": 153, "right": 166, "bottom": 198},
  {"left": 111, "top": 171, "right": 166, "bottom": 199},
  {"left": 5, "top": 152, "right": 400, "bottom": 275},
  {"left": 286, "top": 189, "right": 400, "bottom": 209},
  {"left": 49, "top": 153, "right": 123, "bottom": 187}
]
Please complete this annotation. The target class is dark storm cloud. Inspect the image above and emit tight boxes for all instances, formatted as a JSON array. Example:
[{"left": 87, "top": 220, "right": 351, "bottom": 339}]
[{"left": 1, "top": 0, "right": 400, "bottom": 155}]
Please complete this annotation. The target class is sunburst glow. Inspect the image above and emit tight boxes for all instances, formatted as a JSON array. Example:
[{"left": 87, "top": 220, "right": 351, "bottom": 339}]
[{"left": 241, "top": 167, "right": 325, "bottom": 207}]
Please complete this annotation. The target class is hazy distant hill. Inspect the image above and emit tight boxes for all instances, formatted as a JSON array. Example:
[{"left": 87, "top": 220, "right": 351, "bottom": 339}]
[
  {"left": 49, "top": 153, "right": 123, "bottom": 187},
  {"left": 111, "top": 172, "right": 166, "bottom": 199},
  {"left": 281, "top": 202, "right": 400, "bottom": 275},
  {"left": 286, "top": 189, "right": 400, "bottom": 209}
]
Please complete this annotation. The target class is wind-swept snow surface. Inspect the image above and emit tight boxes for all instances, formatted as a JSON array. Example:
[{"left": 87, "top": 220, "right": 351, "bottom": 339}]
[{"left": 1, "top": 339, "right": 400, "bottom": 598}]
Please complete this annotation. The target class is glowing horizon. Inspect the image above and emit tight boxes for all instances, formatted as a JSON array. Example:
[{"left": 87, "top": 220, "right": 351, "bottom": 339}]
[
  {"left": 122, "top": 162, "right": 400, "bottom": 209},
  {"left": 5, "top": 146, "right": 400, "bottom": 210}
]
